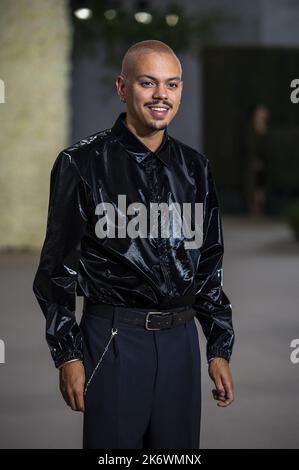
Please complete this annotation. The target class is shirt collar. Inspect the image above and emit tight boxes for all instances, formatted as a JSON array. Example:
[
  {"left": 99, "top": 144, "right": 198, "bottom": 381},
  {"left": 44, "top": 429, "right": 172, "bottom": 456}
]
[{"left": 111, "top": 111, "right": 171, "bottom": 168}]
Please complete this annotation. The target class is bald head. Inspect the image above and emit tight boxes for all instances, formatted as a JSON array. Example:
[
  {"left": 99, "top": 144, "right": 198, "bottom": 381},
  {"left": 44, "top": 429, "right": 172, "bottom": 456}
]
[
  {"left": 116, "top": 39, "right": 183, "bottom": 133},
  {"left": 121, "top": 40, "right": 182, "bottom": 80}
]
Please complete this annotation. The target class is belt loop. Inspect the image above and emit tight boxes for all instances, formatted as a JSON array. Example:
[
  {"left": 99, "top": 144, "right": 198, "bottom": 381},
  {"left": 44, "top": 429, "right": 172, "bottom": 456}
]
[{"left": 112, "top": 305, "right": 119, "bottom": 329}]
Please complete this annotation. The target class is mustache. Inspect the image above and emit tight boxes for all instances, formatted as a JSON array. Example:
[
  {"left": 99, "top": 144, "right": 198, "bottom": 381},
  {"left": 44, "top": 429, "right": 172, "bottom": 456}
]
[{"left": 145, "top": 101, "right": 172, "bottom": 108}]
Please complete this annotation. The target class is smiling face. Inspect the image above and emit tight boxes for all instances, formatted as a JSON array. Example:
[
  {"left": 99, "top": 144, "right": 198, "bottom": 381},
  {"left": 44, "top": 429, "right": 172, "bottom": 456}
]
[{"left": 116, "top": 51, "right": 183, "bottom": 133}]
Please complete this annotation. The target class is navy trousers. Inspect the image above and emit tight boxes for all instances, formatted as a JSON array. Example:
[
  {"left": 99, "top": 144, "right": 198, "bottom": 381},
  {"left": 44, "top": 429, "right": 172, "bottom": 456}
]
[{"left": 80, "top": 304, "right": 201, "bottom": 449}]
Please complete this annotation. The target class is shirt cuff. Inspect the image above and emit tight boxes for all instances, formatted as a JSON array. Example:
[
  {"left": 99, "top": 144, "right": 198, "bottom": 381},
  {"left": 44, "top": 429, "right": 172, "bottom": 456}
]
[
  {"left": 54, "top": 348, "right": 83, "bottom": 369},
  {"left": 207, "top": 347, "right": 231, "bottom": 364}
]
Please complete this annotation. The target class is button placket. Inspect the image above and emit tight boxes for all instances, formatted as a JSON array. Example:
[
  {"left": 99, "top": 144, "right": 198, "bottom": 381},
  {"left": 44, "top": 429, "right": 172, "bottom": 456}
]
[{"left": 145, "top": 155, "right": 173, "bottom": 297}]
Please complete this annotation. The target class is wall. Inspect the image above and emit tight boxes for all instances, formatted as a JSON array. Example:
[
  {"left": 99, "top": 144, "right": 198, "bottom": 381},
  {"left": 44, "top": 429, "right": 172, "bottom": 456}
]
[{"left": 0, "top": 0, "right": 72, "bottom": 248}]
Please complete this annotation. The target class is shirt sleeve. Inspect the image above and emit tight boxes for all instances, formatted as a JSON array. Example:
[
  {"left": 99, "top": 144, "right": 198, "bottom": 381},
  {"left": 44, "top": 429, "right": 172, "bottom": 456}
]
[
  {"left": 32, "top": 151, "right": 89, "bottom": 369},
  {"left": 193, "top": 159, "right": 235, "bottom": 364}
]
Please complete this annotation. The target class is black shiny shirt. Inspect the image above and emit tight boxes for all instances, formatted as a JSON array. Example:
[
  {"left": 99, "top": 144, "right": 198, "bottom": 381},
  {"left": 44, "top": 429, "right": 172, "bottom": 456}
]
[{"left": 32, "top": 112, "right": 235, "bottom": 368}]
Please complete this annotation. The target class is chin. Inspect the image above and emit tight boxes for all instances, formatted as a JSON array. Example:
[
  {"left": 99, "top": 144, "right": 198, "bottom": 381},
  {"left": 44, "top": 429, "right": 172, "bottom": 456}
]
[
  {"left": 146, "top": 119, "right": 168, "bottom": 131},
  {"left": 149, "top": 123, "right": 167, "bottom": 131}
]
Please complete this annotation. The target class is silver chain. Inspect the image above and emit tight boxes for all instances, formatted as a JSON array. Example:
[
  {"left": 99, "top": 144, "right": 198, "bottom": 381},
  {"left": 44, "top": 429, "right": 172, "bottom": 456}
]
[{"left": 83, "top": 327, "right": 118, "bottom": 396}]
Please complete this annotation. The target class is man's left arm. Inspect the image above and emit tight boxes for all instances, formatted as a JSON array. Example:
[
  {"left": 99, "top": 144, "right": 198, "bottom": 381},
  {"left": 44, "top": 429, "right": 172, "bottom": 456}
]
[{"left": 193, "top": 158, "right": 235, "bottom": 407}]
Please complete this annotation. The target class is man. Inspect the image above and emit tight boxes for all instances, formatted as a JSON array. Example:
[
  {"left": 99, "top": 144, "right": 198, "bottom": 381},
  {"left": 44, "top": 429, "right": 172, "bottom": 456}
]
[{"left": 33, "top": 39, "right": 235, "bottom": 449}]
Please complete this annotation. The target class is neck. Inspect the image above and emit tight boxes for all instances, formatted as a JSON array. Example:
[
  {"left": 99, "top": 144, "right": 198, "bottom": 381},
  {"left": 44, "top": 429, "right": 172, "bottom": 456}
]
[{"left": 124, "top": 112, "right": 165, "bottom": 153}]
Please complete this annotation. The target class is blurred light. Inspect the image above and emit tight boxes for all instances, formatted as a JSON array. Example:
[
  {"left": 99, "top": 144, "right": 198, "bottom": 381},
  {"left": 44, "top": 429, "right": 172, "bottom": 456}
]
[
  {"left": 104, "top": 9, "right": 117, "bottom": 20},
  {"left": 134, "top": 0, "right": 152, "bottom": 24},
  {"left": 134, "top": 11, "right": 152, "bottom": 24},
  {"left": 74, "top": 8, "right": 93, "bottom": 20},
  {"left": 165, "top": 14, "right": 179, "bottom": 26}
]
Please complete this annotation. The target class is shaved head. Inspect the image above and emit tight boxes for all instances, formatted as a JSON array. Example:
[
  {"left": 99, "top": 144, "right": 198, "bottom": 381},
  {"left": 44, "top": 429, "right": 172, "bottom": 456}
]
[
  {"left": 121, "top": 40, "right": 182, "bottom": 80},
  {"left": 116, "top": 39, "right": 183, "bottom": 138}
]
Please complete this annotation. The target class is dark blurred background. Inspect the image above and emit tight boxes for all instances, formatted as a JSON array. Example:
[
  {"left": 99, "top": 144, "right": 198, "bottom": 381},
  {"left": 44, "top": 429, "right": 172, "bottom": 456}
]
[{"left": 70, "top": 0, "right": 299, "bottom": 217}]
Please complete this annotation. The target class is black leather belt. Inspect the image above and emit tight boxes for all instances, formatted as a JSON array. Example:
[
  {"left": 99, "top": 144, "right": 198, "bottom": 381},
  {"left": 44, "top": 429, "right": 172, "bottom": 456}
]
[{"left": 83, "top": 299, "right": 196, "bottom": 331}]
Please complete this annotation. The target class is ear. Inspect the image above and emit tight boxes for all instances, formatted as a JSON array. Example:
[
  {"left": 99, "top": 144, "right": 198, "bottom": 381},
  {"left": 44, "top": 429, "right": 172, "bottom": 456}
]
[{"left": 115, "top": 75, "right": 125, "bottom": 100}]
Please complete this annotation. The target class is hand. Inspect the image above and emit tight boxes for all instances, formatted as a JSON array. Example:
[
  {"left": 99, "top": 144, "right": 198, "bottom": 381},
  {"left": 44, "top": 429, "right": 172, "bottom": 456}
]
[
  {"left": 208, "top": 357, "right": 234, "bottom": 407},
  {"left": 59, "top": 360, "right": 86, "bottom": 412}
]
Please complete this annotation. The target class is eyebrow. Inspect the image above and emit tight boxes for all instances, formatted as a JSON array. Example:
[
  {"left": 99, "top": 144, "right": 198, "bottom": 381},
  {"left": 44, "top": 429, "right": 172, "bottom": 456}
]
[{"left": 136, "top": 74, "right": 182, "bottom": 81}]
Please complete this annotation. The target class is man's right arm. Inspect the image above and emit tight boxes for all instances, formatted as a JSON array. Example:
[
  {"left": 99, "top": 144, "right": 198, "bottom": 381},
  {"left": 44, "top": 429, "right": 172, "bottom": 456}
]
[{"left": 32, "top": 151, "right": 89, "bottom": 370}]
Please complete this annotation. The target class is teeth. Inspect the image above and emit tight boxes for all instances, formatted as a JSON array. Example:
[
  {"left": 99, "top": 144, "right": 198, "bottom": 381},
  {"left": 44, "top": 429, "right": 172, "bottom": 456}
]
[{"left": 150, "top": 107, "right": 168, "bottom": 111}]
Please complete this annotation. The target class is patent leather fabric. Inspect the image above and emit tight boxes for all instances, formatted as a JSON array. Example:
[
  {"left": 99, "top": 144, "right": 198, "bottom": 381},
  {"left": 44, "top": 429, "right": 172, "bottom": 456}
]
[{"left": 33, "top": 112, "right": 235, "bottom": 368}]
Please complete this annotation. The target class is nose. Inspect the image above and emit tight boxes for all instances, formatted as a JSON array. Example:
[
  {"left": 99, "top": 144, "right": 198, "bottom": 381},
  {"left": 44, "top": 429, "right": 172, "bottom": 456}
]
[{"left": 152, "top": 83, "right": 168, "bottom": 100}]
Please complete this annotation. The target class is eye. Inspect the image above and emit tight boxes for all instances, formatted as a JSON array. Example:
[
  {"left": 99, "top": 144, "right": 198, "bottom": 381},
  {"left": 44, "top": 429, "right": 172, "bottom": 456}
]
[
  {"left": 140, "top": 81, "right": 154, "bottom": 87},
  {"left": 168, "top": 83, "right": 178, "bottom": 88}
]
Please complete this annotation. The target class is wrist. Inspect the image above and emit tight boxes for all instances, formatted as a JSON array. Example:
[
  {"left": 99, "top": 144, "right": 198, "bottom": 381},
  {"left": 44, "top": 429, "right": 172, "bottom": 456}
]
[
  {"left": 57, "top": 358, "right": 83, "bottom": 370},
  {"left": 208, "top": 356, "right": 229, "bottom": 365}
]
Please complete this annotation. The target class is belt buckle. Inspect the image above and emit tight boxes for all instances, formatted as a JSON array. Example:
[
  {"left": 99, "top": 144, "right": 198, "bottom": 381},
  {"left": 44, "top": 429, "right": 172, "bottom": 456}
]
[{"left": 145, "top": 311, "right": 172, "bottom": 331}]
